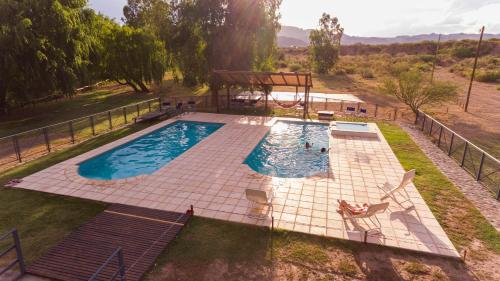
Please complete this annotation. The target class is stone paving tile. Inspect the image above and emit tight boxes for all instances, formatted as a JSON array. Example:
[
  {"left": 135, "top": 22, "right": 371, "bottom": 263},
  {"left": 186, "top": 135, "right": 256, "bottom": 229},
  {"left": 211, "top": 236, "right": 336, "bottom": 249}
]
[
  {"left": 400, "top": 123, "right": 500, "bottom": 231},
  {"left": 15, "top": 113, "right": 459, "bottom": 258}
]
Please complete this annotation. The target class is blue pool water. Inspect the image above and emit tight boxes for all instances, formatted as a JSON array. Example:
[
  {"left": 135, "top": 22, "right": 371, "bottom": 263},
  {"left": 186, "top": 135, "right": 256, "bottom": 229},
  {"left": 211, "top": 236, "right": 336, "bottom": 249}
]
[
  {"left": 78, "top": 121, "right": 224, "bottom": 180},
  {"left": 245, "top": 121, "right": 329, "bottom": 178},
  {"left": 336, "top": 122, "right": 369, "bottom": 132}
]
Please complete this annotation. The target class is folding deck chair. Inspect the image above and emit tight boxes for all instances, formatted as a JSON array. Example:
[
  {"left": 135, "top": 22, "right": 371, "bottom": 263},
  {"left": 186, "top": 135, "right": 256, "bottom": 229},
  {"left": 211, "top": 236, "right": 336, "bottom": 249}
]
[{"left": 379, "top": 169, "right": 416, "bottom": 208}]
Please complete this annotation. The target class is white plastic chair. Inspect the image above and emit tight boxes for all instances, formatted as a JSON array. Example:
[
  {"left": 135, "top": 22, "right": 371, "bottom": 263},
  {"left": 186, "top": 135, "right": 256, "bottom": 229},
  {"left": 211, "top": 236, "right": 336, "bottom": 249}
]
[
  {"left": 245, "top": 189, "right": 273, "bottom": 218},
  {"left": 379, "top": 169, "right": 416, "bottom": 207},
  {"left": 343, "top": 202, "right": 390, "bottom": 230}
]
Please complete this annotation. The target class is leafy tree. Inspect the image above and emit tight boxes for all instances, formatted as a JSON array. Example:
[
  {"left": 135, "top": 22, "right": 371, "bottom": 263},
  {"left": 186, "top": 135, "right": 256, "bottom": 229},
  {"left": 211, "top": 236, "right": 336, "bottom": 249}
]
[
  {"left": 102, "top": 25, "right": 168, "bottom": 92},
  {"left": 123, "top": 0, "right": 282, "bottom": 87},
  {"left": 0, "top": 0, "right": 94, "bottom": 114},
  {"left": 380, "top": 71, "right": 457, "bottom": 116},
  {"left": 309, "top": 13, "right": 344, "bottom": 74}
]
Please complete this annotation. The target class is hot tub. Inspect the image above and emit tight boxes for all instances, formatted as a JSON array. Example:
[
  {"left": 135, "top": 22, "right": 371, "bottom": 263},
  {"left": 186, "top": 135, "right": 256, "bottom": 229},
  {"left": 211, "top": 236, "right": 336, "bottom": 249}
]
[{"left": 330, "top": 121, "right": 378, "bottom": 138}]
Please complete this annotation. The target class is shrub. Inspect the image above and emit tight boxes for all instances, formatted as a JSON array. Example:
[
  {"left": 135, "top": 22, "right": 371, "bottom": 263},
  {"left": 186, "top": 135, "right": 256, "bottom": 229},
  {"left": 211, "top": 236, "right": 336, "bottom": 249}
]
[
  {"left": 344, "top": 66, "right": 356, "bottom": 74},
  {"left": 389, "top": 61, "right": 411, "bottom": 77},
  {"left": 475, "top": 71, "right": 500, "bottom": 83},
  {"left": 289, "top": 63, "right": 303, "bottom": 72},
  {"left": 452, "top": 45, "right": 475, "bottom": 58},
  {"left": 418, "top": 54, "right": 435, "bottom": 63},
  {"left": 333, "top": 68, "right": 345, "bottom": 75},
  {"left": 360, "top": 68, "right": 374, "bottom": 79}
]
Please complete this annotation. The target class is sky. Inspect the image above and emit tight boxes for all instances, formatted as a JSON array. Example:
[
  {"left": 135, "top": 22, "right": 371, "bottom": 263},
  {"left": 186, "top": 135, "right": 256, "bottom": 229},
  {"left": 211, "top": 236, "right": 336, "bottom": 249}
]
[{"left": 89, "top": 0, "right": 500, "bottom": 36}]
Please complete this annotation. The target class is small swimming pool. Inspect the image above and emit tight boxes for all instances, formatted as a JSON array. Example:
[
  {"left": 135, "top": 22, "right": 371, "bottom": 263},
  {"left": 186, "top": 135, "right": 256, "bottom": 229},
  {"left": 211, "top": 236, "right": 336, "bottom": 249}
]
[
  {"left": 336, "top": 122, "right": 369, "bottom": 132},
  {"left": 244, "top": 121, "right": 329, "bottom": 178},
  {"left": 78, "top": 121, "right": 224, "bottom": 180}
]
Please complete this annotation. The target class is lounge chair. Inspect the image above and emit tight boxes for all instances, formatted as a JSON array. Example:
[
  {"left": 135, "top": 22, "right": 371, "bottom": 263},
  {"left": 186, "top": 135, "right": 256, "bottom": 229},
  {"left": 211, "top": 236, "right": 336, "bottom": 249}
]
[
  {"left": 343, "top": 202, "right": 390, "bottom": 230},
  {"left": 186, "top": 100, "right": 196, "bottom": 112},
  {"left": 357, "top": 108, "right": 367, "bottom": 117},
  {"left": 345, "top": 106, "right": 356, "bottom": 115},
  {"left": 175, "top": 102, "right": 183, "bottom": 115},
  {"left": 379, "top": 169, "right": 416, "bottom": 207},
  {"left": 245, "top": 189, "right": 273, "bottom": 218}
]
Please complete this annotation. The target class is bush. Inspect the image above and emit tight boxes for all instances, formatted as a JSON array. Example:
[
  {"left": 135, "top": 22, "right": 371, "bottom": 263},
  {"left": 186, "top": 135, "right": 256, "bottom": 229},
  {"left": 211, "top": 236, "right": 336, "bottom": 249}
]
[
  {"left": 289, "top": 63, "right": 303, "bottom": 72},
  {"left": 418, "top": 54, "right": 435, "bottom": 63},
  {"left": 360, "top": 68, "right": 374, "bottom": 79},
  {"left": 344, "top": 66, "right": 356, "bottom": 74},
  {"left": 389, "top": 61, "right": 411, "bottom": 77},
  {"left": 475, "top": 71, "right": 500, "bottom": 83},
  {"left": 452, "top": 45, "right": 475, "bottom": 59}
]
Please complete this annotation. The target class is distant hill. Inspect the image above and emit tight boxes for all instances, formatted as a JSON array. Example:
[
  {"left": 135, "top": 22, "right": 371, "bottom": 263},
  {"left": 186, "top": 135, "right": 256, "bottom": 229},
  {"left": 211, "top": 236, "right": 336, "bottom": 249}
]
[{"left": 278, "top": 25, "right": 500, "bottom": 47}]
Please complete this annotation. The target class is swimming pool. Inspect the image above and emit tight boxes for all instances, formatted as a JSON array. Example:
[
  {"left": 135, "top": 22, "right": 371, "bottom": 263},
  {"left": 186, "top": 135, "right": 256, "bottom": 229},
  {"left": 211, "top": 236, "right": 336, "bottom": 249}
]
[
  {"left": 331, "top": 121, "right": 378, "bottom": 138},
  {"left": 78, "top": 121, "right": 224, "bottom": 180},
  {"left": 244, "top": 121, "right": 329, "bottom": 178},
  {"left": 336, "top": 122, "right": 369, "bottom": 132}
]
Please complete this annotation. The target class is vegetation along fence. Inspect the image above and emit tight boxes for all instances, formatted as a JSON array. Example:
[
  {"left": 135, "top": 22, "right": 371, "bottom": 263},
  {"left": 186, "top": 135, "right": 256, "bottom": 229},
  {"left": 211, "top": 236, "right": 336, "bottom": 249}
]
[{"left": 416, "top": 111, "right": 500, "bottom": 200}]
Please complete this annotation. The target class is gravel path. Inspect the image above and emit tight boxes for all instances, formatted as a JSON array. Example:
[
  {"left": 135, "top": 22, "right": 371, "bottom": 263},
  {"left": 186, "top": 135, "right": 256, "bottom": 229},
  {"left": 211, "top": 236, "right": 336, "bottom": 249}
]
[{"left": 399, "top": 123, "right": 500, "bottom": 231}]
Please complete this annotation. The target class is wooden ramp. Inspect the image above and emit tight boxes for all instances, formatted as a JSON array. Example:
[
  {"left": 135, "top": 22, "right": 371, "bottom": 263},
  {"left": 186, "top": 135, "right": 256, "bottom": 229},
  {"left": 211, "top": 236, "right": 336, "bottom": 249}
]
[{"left": 27, "top": 204, "right": 191, "bottom": 281}]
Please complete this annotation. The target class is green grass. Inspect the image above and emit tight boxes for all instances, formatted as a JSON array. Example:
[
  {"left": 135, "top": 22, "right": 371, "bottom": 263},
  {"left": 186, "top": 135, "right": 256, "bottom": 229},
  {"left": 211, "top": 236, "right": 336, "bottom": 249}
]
[
  {"left": 378, "top": 122, "right": 500, "bottom": 253},
  {"left": 0, "top": 122, "right": 155, "bottom": 264}
]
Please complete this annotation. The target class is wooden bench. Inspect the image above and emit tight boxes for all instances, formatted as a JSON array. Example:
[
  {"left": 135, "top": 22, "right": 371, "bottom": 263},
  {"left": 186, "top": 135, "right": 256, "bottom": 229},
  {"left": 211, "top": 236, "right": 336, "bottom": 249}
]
[
  {"left": 317, "top": 110, "right": 335, "bottom": 121},
  {"left": 134, "top": 109, "right": 171, "bottom": 123}
]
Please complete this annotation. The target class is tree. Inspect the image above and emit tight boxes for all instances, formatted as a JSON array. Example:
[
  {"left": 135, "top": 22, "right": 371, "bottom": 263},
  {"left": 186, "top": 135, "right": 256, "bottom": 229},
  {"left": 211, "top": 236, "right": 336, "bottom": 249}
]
[
  {"left": 123, "top": 0, "right": 282, "bottom": 87},
  {"left": 380, "top": 71, "right": 457, "bottom": 117},
  {"left": 309, "top": 13, "right": 344, "bottom": 74},
  {"left": 102, "top": 25, "right": 168, "bottom": 92},
  {"left": 0, "top": 0, "right": 95, "bottom": 114}
]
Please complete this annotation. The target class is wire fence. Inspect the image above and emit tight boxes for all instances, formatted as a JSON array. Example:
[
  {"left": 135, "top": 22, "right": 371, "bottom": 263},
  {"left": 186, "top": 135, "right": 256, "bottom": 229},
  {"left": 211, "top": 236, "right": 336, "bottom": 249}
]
[
  {"left": 4, "top": 92, "right": 498, "bottom": 201},
  {"left": 416, "top": 111, "right": 500, "bottom": 200}
]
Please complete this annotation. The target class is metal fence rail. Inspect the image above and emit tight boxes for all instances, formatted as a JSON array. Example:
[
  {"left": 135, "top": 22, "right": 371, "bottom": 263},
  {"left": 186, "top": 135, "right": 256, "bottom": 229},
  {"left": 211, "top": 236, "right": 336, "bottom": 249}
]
[
  {"left": 0, "top": 229, "right": 26, "bottom": 279},
  {"left": 88, "top": 247, "right": 126, "bottom": 281},
  {"left": 416, "top": 111, "right": 500, "bottom": 200}
]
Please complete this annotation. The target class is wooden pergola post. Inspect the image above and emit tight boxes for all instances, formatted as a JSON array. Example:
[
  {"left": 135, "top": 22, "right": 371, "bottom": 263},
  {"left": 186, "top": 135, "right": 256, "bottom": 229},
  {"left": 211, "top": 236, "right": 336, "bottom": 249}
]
[
  {"left": 215, "top": 87, "right": 219, "bottom": 113},
  {"left": 264, "top": 88, "right": 269, "bottom": 112},
  {"left": 303, "top": 74, "right": 310, "bottom": 119},
  {"left": 226, "top": 85, "right": 230, "bottom": 110}
]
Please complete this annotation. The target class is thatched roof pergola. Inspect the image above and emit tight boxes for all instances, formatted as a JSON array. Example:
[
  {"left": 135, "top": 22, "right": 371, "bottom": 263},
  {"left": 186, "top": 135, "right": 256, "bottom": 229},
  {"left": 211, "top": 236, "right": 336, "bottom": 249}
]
[{"left": 212, "top": 70, "right": 313, "bottom": 118}]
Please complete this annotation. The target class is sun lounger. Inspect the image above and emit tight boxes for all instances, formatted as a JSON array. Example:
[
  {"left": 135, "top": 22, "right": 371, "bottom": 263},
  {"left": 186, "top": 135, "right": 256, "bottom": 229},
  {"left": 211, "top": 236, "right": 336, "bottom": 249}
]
[
  {"left": 379, "top": 169, "right": 416, "bottom": 207},
  {"left": 345, "top": 106, "right": 356, "bottom": 115},
  {"left": 343, "top": 202, "right": 389, "bottom": 229},
  {"left": 245, "top": 189, "right": 273, "bottom": 218}
]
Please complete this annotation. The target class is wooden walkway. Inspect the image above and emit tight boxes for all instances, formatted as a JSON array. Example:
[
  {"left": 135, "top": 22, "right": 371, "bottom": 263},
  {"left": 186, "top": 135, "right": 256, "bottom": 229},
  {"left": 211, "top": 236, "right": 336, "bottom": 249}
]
[{"left": 27, "top": 204, "right": 191, "bottom": 281}]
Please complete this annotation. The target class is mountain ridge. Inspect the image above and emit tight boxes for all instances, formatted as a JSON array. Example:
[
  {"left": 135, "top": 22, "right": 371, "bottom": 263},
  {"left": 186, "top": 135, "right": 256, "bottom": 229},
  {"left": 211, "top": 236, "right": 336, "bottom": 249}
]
[{"left": 278, "top": 25, "right": 500, "bottom": 47}]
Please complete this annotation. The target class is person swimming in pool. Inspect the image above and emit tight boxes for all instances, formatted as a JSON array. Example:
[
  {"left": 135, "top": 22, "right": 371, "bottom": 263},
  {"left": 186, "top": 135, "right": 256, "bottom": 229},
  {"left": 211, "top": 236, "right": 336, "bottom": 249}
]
[
  {"left": 305, "top": 142, "right": 313, "bottom": 149},
  {"left": 320, "top": 147, "right": 327, "bottom": 153}
]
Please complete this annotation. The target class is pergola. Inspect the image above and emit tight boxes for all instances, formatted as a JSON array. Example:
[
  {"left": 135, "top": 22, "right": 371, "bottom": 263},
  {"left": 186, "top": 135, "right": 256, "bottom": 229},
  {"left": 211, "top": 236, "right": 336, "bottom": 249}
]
[{"left": 211, "top": 70, "right": 313, "bottom": 119}]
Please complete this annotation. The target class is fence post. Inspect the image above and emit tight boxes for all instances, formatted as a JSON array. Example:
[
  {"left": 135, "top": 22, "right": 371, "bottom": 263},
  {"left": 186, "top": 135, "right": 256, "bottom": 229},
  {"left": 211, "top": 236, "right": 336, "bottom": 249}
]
[
  {"left": 148, "top": 101, "right": 152, "bottom": 112},
  {"left": 136, "top": 104, "right": 140, "bottom": 116},
  {"left": 42, "top": 128, "right": 51, "bottom": 153},
  {"left": 460, "top": 142, "right": 468, "bottom": 167},
  {"left": 89, "top": 116, "right": 95, "bottom": 136},
  {"left": 158, "top": 97, "right": 162, "bottom": 111},
  {"left": 324, "top": 98, "right": 327, "bottom": 110},
  {"left": 437, "top": 126, "right": 443, "bottom": 147},
  {"left": 393, "top": 107, "right": 398, "bottom": 121},
  {"left": 340, "top": 101, "right": 344, "bottom": 111},
  {"left": 68, "top": 121, "right": 75, "bottom": 144},
  {"left": 108, "top": 111, "right": 112, "bottom": 130},
  {"left": 448, "top": 133, "right": 455, "bottom": 156},
  {"left": 123, "top": 107, "right": 127, "bottom": 124},
  {"left": 117, "top": 249, "right": 126, "bottom": 281},
  {"left": 374, "top": 104, "right": 378, "bottom": 117},
  {"left": 476, "top": 152, "right": 485, "bottom": 181},
  {"left": 429, "top": 119, "right": 434, "bottom": 136},
  {"left": 12, "top": 229, "right": 26, "bottom": 274},
  {"left": 12, "top": 136, "right": 21, "bottom": 163},
  {"left": 422, "top": 115, "right": 426, "bottom": 131},
  {"left": 497, "top": 186, "right": 500, "bottom": 201}
]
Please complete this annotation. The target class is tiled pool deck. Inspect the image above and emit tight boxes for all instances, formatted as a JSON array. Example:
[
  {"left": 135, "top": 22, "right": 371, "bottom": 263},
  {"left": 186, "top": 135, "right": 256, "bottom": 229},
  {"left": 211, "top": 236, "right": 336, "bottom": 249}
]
[{"left": 15, "top": 113, "right": 459, "bottom": 258}]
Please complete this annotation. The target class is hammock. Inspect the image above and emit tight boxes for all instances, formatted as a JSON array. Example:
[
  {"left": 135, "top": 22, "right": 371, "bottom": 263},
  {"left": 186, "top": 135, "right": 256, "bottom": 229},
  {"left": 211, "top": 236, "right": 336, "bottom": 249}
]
[{"left": 270, "top": 94, "right": 303, "bottom": 109}]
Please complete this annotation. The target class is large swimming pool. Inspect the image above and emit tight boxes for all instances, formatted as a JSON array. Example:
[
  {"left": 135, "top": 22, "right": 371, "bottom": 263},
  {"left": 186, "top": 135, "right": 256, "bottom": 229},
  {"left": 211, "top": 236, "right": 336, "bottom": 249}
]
[
  {"left": 78, "top": 121, "right": 224, "bottom": 180},
  {"left": 245, "top": 121, "right": 330, "bottom": 178}
]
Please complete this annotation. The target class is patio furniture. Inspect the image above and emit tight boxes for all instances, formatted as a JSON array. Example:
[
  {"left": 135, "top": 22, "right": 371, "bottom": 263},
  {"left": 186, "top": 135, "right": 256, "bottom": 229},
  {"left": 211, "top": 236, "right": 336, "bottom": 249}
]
[
  {"left": 175, "top": 102, "right": 184, "bottom": 115},
  {"left": 357, "top": 108, "right": 367, "bottom": 117},
  {"left": 245, "top": 189, "right": 273, "bottom": 218},
  {"left": 343, "top": 201, "right": 390, "bottom": 230},
  {"left": 345, "top": 106, "right": 356, "bottom": 115},
  {"left": 134, "top": 110, "right": 169, "bottom": 123},
  {"left": 186, "top": 100, "right": 196, "bottom": 112},
  {"left": 379, "top": 169, "right": 416, "bottom": 207},
  {"left": 317, "top": 110, "right": 335, "bottom": 121}
]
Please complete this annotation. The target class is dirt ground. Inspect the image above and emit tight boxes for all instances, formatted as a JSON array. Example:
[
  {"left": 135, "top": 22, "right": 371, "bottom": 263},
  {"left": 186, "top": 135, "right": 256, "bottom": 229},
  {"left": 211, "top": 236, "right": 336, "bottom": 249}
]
[
  {"left": 147, "top": 246, "right": 478, "bottom": 281},
  {"left": 430, "top": 68, "right": 500, "bottom": 158}
]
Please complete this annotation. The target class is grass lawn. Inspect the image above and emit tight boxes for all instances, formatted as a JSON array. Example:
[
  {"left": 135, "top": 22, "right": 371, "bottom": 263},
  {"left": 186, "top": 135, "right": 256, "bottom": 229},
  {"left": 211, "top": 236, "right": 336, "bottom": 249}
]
[
  {"left": 0, "top": 116, "right": 497, "bottom": 279},
  {"left": 0, "top": 123, "right": 155, "bottom": 264}
]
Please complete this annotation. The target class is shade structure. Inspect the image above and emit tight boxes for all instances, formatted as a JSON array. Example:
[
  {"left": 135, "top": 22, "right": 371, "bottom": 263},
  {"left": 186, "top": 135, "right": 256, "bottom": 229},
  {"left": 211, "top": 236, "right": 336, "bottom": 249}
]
[
  {"left": 211, "top": 70, "right": 313, "bottom": 118},
  {"left": 212, "top": 70, "right": 313, "bottom": 87}
]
